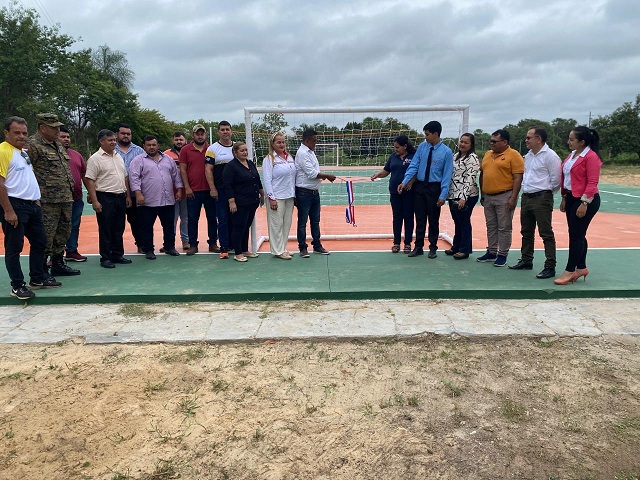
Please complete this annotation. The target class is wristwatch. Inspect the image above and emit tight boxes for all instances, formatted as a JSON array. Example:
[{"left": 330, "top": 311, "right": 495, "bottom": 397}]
[{"left": 581, "top": 201, "right": 589, "bottom": 206}]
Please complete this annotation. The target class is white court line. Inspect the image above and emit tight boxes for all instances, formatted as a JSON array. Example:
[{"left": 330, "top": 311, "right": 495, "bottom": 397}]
[{"left": 600, "top": 190, "right": 640, "bottom": 199}]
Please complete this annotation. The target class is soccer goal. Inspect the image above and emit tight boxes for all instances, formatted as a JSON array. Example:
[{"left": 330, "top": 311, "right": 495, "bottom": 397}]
[{"left": 244, "top": 105, "right": 470, "bottom": 251}]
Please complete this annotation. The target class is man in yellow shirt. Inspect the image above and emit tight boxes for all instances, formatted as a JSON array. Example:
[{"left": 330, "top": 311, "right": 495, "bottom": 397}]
[
  {"left": 0, "top": 116, "right": 61, "bottom": 300},
  {"left": 476, "top": 129, "right": 524, "bottom": 267}
]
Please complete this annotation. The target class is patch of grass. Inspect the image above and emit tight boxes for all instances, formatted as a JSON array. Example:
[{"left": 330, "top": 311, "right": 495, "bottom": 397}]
[
  {"left": 101, "top": 349, "right": 132, "bottom": 365},
  {"left": 252, "top": 428, "right": 264, "bottom": 442},
  {"left": 184, "top": 346, "right": 206, "bottom": 361},
  {"left": 407, "top": 394, "right": 419, "bottom": 406},
  {"left": 614, "top": 471, "right": 640, "bottom": 480},
  {"left": 211, "top": 379, "right": 230, "bottom": 393},
  {"left": 317, "top": 350, "right": 340, "bottom": 362},
  {"left": 362, "top": 403, "right": 377, "bottom": 417},
  {"left": 441, "top": 379, "right": 465, "bottom": 397},
  {"left": 322, "top": 383, "right": 337, "bottom": 396},
  {"left": 143, "top": 459, "right": 179, "bottom": 480},
  {"left": 144, "top": 379, "right": 168, "bottom": 395},
  {"left": 178, "top": 396, "right": 200, "bottom": 420},
  {"left": 612, "top": 416, "right": 640, "bottom": 440},
  {"left": 3, "top": 372, "right": 23, "bottom": 380},
  {"left": 117, "top": 304, "right": 158, "bottom": 319},
  {"left": 501, "top": 397, "right": 529, "bottom": 422},
  {"left": 235, "top": 359, "right": 250, "bottom": 368},
  {"left": 107, "top": 432, "right": 129, "bottom": 444},
  {"left": 109, "top": 473, "right": 132, "bottom": 480}
]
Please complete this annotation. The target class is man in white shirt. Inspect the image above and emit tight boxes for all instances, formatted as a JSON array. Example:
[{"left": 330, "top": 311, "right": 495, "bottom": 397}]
[
  {"left": 294, "top": 129, "right": 336, "bottom": 258},
  {"left": 0, "top": 116, "right": 61, "bottom": 300},
  {"left": 205, "top": 121, "right": 234, "bottom": 258},
  {"left": 509, "top": 126, "right": 562, "bottom": 279}
]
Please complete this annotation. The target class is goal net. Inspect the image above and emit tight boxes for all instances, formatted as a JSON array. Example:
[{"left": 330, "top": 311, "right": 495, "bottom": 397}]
[{"left": 244, "top": 105, "right": 470, "bottom": 251}]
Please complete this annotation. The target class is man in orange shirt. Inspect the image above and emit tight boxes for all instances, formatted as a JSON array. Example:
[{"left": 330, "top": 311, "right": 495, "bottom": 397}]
[
  {"left": 163, "top": 131, "right": 189, "bottom": 250},
  {"left": 476, "top": 129, "right": 524, "bottom": 267}
]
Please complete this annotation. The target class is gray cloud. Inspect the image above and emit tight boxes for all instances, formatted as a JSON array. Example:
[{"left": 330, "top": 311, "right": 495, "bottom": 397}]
[{"left": 20, "top": 0, "right": 640, "bottom": 132}]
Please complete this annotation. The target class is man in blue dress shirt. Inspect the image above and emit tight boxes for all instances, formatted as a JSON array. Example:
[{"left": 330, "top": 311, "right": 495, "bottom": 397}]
[{"left": 397, "top": 121, "right": 453, "bottom": 259}]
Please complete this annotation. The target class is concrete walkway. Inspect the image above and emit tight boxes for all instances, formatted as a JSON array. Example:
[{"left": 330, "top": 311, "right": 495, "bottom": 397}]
[{"left": 0, "top": 298, "right": 638, "bottom": 344}]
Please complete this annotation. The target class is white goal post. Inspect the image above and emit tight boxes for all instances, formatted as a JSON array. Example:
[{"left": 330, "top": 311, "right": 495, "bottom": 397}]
[{"left": 245, "top": 105, "right": 470, "bottom": 251}]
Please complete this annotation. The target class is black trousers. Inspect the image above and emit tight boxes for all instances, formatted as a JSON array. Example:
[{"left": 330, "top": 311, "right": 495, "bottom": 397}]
[
  {"left": 389, "top": 192, "right": 415, "bottom": 246},
  {"left": 413, "top": 181, "right": 442, "bottom": 250},
  {"left": 96, "top": 191, "right": 126, "bottom": 261},
  {"left": 126, "top": 200, "right": 141, "bottom": 246},
  {"left": 564, "top": 193, "right": 600, "bottom": 271},
  {"left": 230, "top": 203, "right": 258, "bottom": 254},
  {"left": 137, "top": 204, "right": 176, "bottom": 252},
  {"left": 0, "top": 197, "right": 47, "bottom": 287}
]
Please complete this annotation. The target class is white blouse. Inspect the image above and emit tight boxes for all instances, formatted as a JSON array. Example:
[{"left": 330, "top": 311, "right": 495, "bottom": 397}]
[{"left": 262, "top": 152, "right": 296, "bottom": 200}]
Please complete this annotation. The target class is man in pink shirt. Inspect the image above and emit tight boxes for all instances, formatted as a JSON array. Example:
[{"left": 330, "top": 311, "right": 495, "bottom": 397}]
[
  {"left": 58, "top": 127, "right": 88, "bottom": 262},
  {"left": 129, "top": 135, "right": 184, "bottom": 259}
]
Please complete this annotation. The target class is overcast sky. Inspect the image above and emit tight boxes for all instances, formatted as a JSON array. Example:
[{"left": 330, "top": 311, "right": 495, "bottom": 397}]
[{"left": 12, "top": 0, "right": 640, "bottom": 132}]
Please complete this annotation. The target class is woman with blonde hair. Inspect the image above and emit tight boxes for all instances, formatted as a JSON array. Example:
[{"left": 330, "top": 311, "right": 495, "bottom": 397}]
[
  {"left": 222, "top": 142, "right": 264, "bottom": 262},
  {"left": 262, "top": 132, "right": 296, "bottom": 259}
]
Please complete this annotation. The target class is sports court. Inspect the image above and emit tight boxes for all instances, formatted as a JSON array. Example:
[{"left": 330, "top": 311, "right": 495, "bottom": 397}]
[{"left": 1, "top": 176, "right": 638, "bottom": 306}]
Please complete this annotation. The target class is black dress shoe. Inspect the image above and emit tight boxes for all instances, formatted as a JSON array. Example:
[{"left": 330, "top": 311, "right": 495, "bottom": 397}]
[
  {"left": 508, "top": 260, "right": 533, "bottom": 270},
  {"left": 536, "top": 268, "right": 556, "bottom": 279},
  {"left": 444, "top": 249, "right": 456, "bottom": 256},
  {"left": 100, "top": 259, "right": 116, "bottom": 269},
  {"left": 407, "top": 248, "right": 424, "bottom": 257},
  {"left": 111, "top": 256, "right": 132, "bottom": 264},
  {"left": 164, "top": 248, "right": 180, "bottom": 256},
  {"left": 145, "top": 251, "right": 157, "bottom": 260},
  {"left": 427, "top": 249, "right": 437, "bottom": 259}
]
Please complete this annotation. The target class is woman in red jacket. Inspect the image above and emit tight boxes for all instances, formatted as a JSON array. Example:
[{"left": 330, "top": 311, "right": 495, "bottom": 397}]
[{"left": 555, "top": 126, "right": 602, "bottom": 285}]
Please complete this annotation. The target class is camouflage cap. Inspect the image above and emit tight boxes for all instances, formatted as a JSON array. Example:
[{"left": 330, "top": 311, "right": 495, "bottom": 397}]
[
  {"left": 192, "top": 123, "right": 206, "bottom": 133},
  {"left": 36, "top": 113, "right": 64, "bottom": 127}
]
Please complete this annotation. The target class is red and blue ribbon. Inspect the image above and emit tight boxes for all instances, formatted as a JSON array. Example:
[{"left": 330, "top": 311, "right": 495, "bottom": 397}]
[{"left": 345, "top": 180, "right": 356, "bottom": 227}]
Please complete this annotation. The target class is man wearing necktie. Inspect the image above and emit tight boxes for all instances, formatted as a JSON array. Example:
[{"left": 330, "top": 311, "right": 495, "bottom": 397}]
[{"left": 398, "top": 121, "right": 453, "bottom": 258}]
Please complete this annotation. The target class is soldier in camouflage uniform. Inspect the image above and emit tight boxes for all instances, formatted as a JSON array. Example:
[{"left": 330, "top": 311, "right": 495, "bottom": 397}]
[{"left": 27, "top": 113, "right": 81, "bottom": 276}]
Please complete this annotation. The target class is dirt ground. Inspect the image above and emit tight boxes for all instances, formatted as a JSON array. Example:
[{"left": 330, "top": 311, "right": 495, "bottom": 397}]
[
  {"left": 600, "top": 166, "right": 640, "bottom": 187},
  {"left": 1, "top": 337, "right": 639, "bottom": 480}
]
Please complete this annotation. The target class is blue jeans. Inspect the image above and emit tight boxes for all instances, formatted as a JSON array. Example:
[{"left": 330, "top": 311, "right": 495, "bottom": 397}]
[
  {"left": 448, "top": 195, "right": 478, "bottom": 254},
  {"left": 296, "top": 187, "right": 322, "bottom": 250},
  {"left": 66, "top": 199, "right": 84, "bottom": 253},
  {"left": 174, "top": 199, "right": 188, "bottom": 243},
  {"left": 187, "top": 190, "right": 217, "bottom": 247},
  {"left": 1, "top": 198, "right": 47, "bottom": 287},
  {"left": 216, "top": 187, "right": 230, "bottom": 250}
]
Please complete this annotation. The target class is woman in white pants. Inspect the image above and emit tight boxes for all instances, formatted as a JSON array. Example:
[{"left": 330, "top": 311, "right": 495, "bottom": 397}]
[{"left": 262, "top": 132, "right": 296, "bottom": 259}]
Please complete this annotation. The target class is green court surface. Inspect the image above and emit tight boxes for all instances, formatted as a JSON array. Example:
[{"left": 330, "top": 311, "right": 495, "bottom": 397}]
[{"left": 1, "top": 248, "right": 638, "bottom": 305}]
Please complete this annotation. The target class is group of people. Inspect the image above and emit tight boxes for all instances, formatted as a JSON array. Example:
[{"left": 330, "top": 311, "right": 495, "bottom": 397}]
[
  {"left": 0, "top": 115, "right": 339, "bottom": 300},
  {"left": 373, "top": 121, "right": 602, "bottom": 285},
  {"left": 0, "top": 113, "right": 602, "bottom": 301}
]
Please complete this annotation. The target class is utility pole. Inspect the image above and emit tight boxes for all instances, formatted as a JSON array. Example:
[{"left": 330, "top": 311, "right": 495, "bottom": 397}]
[{"left": 588, "top": 111, "right": 592, "bottom": 128}]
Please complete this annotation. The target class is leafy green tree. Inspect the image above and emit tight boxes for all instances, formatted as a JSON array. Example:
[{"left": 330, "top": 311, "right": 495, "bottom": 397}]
[
  {"left": 503, "top": 118, "right": 552, "bottom": 155},
  {"left": 0, "top": 2, "right": 73, "bottom": 123},
  {"left": 91, "top": 44, "right": 135, "bottom": 90},
  {"left": 592, "top": 94, "right": 640, "bottom": 163},
  {"left": 253, "top": 112, "right": 288, "bottom": 133}
]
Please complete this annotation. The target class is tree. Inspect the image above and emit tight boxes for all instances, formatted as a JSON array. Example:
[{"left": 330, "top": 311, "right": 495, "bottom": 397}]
[
  {"left": 91, "top": 44, "right": 135, "bottom": 90},
  {"left": 253, "top": 112, "right": 288, "bottom": 133},
  {"left": 592, "top": 94, "right": 640, "bottom": 163},
  {"left": 502, "top": 118, "right": 552, "bottom": 155},
  {"left": 0, "top": 2, "right": 74, "bottom": 122}
]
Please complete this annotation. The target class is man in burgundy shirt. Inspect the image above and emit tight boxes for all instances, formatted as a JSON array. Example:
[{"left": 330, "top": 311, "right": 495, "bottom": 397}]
[
  {"left": 58, "top": 127, "right": 88, "bottom": 262},
  {"left": 179, "top": 124, "right": 218, "bottom": 255},
  {"left": 129, "top": 135, "right": 184, "bottom": 259}
]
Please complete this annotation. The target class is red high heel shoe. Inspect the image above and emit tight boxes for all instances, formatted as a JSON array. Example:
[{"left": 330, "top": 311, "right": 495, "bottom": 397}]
[
  {"left": 554, "top": 270, "right": 579, "bottom": 285},
  {"left": 575, "top": 268, "right": 589, "bottom": 282}
]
